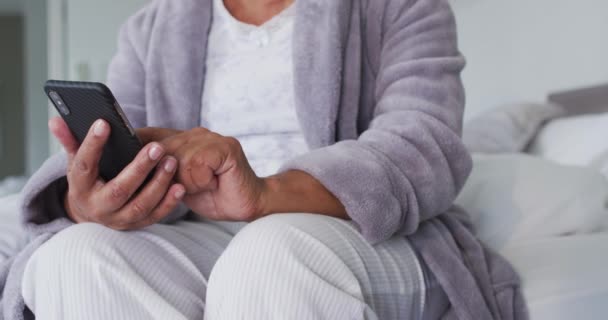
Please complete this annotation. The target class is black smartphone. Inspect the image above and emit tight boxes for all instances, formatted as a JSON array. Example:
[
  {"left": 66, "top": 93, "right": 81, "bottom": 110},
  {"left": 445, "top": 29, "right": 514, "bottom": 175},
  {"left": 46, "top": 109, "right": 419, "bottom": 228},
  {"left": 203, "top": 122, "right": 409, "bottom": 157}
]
[{"left": 44, "top": 80, "right": 144, "bottom": 181}]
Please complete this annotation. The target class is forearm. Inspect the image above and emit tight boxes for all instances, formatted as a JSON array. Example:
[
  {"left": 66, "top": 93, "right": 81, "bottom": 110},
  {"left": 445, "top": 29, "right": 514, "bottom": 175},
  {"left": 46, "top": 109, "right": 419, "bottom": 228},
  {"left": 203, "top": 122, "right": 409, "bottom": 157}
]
[{"left": 258, "top": 170, "right": 348, "bottom": 220}]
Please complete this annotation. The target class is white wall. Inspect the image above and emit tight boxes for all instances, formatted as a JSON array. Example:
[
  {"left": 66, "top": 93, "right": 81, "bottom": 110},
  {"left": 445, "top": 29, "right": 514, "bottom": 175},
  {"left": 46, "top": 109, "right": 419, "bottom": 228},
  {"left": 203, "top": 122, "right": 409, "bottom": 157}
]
[
  {"left": 66, "top": 0, "right": 149, "bottom": 82},
  {"left": 451, "top": 0, "right": 608, "bottom": 119},
  {"left": 58, "top": 0, "right": 608, "bottom": 118}
]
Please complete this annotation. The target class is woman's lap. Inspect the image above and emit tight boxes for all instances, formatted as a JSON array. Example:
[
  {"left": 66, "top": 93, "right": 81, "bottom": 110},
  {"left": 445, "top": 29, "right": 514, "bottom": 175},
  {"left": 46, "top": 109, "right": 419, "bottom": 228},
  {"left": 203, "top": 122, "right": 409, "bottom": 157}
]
[{"left": 22, "top": 214, "right": 445, "bottom": 319}]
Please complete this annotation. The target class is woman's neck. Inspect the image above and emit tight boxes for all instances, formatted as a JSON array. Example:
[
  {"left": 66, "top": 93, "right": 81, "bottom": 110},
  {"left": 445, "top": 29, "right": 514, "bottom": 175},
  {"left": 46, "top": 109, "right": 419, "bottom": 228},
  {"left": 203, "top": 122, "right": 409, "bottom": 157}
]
[{"left": 223, "top": 0, "right": 294, "bottom": 26}]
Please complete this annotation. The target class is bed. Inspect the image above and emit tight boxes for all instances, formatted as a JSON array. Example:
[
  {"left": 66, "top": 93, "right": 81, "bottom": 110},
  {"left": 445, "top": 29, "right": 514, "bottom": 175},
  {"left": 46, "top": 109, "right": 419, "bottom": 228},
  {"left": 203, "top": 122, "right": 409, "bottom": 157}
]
[
  {"left": 1, "top": 84, "right": 607, "bottom": 318},
  {"left": 462, "top": 83, "right": 608, "bottom": 320}
]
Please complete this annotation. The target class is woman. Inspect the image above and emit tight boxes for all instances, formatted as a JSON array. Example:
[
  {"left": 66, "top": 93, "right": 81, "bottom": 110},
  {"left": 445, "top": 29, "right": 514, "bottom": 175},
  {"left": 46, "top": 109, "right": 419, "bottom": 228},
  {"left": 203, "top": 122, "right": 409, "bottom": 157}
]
[{"left": 1, "top": 0, "right": 526, "bottom": 319}]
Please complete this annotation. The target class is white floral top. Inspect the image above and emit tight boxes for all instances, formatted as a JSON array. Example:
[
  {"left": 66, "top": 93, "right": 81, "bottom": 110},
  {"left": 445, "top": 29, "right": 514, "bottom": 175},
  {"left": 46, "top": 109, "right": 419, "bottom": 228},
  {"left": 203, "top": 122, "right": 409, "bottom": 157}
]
[{"left": 201, "top": 0, "right": 308, "bottom": 177}]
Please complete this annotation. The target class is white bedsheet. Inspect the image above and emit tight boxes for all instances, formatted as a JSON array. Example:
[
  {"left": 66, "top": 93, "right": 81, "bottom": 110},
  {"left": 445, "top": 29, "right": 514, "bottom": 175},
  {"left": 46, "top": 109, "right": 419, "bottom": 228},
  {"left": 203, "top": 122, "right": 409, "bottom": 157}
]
[
  {"left": 501, "top": 233, "right": 608, "bottom": 320},
  {"left": 456, "top": 154, "right": 608, "bottom": 251},
  {"left": 459, "top": 154, "right": 608, "bottom": 319}
]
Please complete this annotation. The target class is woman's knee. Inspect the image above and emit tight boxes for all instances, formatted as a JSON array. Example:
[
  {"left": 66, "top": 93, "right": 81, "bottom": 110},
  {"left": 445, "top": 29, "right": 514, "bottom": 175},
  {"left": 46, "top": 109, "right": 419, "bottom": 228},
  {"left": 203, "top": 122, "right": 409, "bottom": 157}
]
[
  {"left": 21, "top": 223, "right": 129, "bottom": 308},
  {"left": 206, "top": 214, "right": 367, "bottom": 318},
  {"left": 34, "top": 223, "right": 127, "bottom": 263},
  {"left": 208, "top": 214, "right": 307, "bottom": 273},
  {"left": 24, "top": 223, "right": 210, "bottom": 319},
  {"left": 23, "top": 223, "right": 130, "bottom": 288},
  {"left": 212, "top": 213, "right": 340, "bottom": 268}
]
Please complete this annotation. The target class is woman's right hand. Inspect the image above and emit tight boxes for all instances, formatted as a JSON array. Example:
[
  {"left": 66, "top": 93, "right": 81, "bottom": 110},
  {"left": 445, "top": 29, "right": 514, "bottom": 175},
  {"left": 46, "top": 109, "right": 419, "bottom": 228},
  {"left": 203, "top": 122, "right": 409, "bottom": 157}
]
[{"left": 49, "top": 117, "right": 186, "bottom": 230}]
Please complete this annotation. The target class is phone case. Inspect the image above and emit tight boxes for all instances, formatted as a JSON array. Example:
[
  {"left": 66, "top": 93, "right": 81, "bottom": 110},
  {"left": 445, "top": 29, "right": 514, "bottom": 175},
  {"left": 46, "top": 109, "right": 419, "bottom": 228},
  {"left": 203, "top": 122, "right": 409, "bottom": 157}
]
[{"left": 45, "top": 80, "right": 144, "bottom": 181}]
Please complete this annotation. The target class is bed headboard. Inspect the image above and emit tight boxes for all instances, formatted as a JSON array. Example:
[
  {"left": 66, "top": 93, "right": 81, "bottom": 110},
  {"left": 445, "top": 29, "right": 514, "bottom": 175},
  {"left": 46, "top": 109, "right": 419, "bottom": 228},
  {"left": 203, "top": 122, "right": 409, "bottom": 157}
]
[{"left": 548, "top": 84, "right": 608, "bottom": 116}]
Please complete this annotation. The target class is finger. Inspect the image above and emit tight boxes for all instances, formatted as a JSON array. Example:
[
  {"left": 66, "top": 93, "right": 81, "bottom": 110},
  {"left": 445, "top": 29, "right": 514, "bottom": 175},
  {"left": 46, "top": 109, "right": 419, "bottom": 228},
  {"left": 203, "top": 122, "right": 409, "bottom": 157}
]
[
  {"left": 111, "top": 156, "right": 178, "bottom": 224},
  {"left": 176, "top": 146, "right": 221, "bottom": 194},
  {"left": 114, "top": 184, "right": 186, "bottom": 231},
  {"left": 183, "top": 192, "right": 217, "bottom": 218},
  {"left": 136, "top": 127, "right": 181, "bottom": 145},
  {"left": 49, "top": 117, "right": 79, "bottom": 159},
  {"left": 189, "top": 149, "right": 221, "bottom": 192},
  {"left": 97, "top": 142, "right": 166, "bottom": 211},
  {"left": 68, "top": 119, "right": 110, "bottom": 190}
]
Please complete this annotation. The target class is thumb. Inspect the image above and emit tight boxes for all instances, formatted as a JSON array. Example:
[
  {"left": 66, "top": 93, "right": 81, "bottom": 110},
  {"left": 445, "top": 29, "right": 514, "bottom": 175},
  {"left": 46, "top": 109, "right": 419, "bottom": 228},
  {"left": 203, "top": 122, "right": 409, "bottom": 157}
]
[{"left": 49, "top": 116, "right": 79, "bottom": 159}]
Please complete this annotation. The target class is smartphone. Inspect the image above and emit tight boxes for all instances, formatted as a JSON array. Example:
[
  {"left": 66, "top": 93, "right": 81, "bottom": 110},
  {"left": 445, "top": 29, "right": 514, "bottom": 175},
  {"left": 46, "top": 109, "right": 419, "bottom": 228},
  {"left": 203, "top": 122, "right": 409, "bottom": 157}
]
[{"left": 44, "top": 80, "right": 144, "bottom": 181}]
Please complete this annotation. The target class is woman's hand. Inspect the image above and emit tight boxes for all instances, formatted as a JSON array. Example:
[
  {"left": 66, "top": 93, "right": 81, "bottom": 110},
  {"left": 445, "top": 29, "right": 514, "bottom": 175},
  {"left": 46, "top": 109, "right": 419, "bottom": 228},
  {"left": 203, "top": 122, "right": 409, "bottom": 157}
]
[
  {"left": 138, "top": 127, "right": 348, "bottom": 222},
  {"left": 139, "top": 127, "right": 266, "bottom": 222},
  {"left": 50, "top": 117, "right": 186, "bottom": 230}
]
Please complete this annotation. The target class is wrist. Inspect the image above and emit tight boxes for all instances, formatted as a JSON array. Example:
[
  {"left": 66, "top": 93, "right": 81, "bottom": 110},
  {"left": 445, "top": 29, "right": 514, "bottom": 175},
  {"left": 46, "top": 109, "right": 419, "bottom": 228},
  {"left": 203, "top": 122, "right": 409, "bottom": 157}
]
[
  {"left": 257, "top": 175, "right": 281, "bottom": 219},
  {"left": 255, "top": 170, "right": 348, "bottom": 220}
]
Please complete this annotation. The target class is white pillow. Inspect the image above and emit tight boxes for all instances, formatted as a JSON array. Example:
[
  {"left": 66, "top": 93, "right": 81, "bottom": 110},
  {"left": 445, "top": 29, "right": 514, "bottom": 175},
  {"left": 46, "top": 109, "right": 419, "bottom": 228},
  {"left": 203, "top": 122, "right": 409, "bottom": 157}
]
[
  {"left": 455, "top": 154, "right": 608, "bottom": 251},
  {"left": 463, "top": 103, "right": 566, "bottom": 154},
  {"left": 529, "top": 112, "right": 608, "bottom": 177}
]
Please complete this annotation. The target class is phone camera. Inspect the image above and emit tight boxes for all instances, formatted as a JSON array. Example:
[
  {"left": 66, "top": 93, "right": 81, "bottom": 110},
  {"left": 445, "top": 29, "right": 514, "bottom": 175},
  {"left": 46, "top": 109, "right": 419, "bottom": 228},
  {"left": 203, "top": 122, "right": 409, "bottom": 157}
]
[{"left": 49, "top": 91, "right": 70, "bottom": 115}]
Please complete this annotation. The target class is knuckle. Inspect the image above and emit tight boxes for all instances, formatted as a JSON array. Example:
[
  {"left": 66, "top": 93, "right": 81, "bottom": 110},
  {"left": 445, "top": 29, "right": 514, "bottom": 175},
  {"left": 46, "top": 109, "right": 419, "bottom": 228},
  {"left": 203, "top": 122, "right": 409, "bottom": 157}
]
[
  {"left": 192, "top": 127, "right": 209, "bottom": 135},
  {"left": 150, "top": 205, "right": 171, "bottom": 223},
  {"left": 130, "top": 200, "right": 149, "bottom": 218},
  {"left": 208, "top": 131, "right": 221, "bottom": 138},
  {"left": 192, "top": 152, "right": 206, "bottom": 166},
  {"left": 149, "top": 174, "right": 168, "bottom": 190},
  {"left": 225, "top": 136, "right": 241, "bottom": 151},
  {"left": 108, "top": 182, "right": 129, "bottom": 202},
  {"left": 194, "top": 167, "right": 213, "bottom": 184},
  {"left": 178, "top": 171, "right": 197, "bottom": 194},
  {"left": 225, "top": 136, "right": 239, "bottom": 146},
  {"left": 133, "top": 160, "right": 151, "bottom": 176},
  {"left": 73, "top": 158, "right": 91, "bottom": 174},
  {"left": 162, "top": 197, "right": 177, "bottom": 210},
  {"left": 145, "top": 209, "right": 162, "bottom": 225}
]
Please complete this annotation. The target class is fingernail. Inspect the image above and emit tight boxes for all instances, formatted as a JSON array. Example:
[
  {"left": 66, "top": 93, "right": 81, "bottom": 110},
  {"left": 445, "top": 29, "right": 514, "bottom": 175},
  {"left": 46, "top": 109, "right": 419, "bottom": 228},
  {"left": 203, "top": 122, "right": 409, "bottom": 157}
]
[
  {"left": 175, "top": 187, "right": 185, "bottom": 199},
  {"left": 164, "top": 157, "right": 177, "bottom": 173},
  {"left": 148, "top": 144, "right": 163, "bottom": 161},
  {"left": 48, "top": 118, "right": 57, "bottom": 130},
  {"left": 93, "top": 120, "right": 106, "bottom": 136}
]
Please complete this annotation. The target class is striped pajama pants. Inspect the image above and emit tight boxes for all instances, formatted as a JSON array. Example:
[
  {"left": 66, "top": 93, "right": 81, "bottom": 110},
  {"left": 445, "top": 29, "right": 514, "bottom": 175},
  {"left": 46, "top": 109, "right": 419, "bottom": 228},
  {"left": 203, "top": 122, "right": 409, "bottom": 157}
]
[{"left": 22, "top": 214, "right": 448, "bottom": 319}]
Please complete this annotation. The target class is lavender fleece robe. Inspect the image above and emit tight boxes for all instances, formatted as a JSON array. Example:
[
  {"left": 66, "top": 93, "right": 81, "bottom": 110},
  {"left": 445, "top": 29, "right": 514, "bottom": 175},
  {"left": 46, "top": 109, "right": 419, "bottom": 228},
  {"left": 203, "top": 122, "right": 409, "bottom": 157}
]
[{"left": 0, "top": 0, "right": 528, "bottom": 319}]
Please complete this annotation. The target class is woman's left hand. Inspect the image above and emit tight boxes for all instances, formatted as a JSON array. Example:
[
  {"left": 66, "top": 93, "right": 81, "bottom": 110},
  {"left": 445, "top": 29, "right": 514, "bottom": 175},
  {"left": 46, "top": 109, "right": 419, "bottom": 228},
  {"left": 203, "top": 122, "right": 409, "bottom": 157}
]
[{"left": 137, "top": 127, "right": 266, "bottom": 222}]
